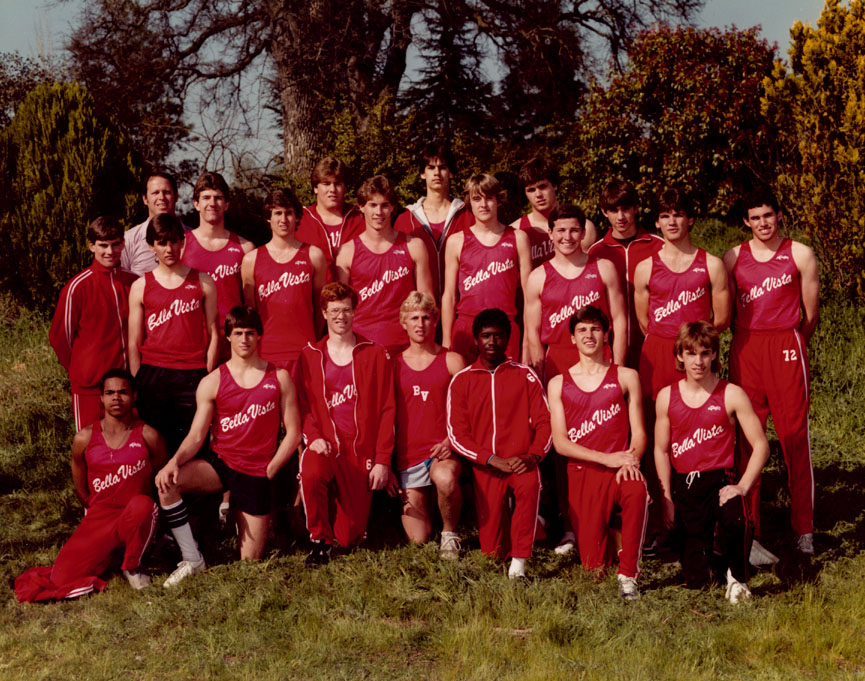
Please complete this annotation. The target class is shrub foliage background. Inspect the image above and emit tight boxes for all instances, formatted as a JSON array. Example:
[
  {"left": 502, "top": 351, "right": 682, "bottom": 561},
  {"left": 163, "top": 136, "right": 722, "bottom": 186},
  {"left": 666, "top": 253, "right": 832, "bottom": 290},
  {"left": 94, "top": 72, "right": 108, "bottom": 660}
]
[
  {"left": 763, "top": 0, "right": 865, "bottom": 298},
  {"left": 0, "top": 82, "right": 141, "bottom": 310},
  {"left": 559, "top": 25, "right": 778, "bottom": 219},
  {"left": 3, "top": 3, "right": 865, "bottom": 304}
]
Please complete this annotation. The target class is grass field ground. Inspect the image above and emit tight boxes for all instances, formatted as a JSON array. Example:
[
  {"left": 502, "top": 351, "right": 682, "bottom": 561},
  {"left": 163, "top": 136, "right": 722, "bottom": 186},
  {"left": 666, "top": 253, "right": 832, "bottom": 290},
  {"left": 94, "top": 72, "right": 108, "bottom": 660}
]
[{"left": 1, "top": 220, "right": 864, "bottom": 680}]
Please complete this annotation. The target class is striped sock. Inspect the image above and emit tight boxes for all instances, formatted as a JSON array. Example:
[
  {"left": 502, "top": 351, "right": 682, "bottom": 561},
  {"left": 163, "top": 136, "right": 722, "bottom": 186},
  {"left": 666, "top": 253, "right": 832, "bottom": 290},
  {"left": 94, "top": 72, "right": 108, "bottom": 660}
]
[{"left": 161, "top": 499, "right": 202, "bottom": 563}]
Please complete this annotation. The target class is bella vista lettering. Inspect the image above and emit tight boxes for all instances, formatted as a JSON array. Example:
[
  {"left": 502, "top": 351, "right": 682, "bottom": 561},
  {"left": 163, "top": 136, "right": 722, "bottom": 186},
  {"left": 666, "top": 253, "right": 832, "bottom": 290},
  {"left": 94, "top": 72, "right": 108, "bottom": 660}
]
[{"left": 147, "top": 297, "right": 201, "bottom": 331}]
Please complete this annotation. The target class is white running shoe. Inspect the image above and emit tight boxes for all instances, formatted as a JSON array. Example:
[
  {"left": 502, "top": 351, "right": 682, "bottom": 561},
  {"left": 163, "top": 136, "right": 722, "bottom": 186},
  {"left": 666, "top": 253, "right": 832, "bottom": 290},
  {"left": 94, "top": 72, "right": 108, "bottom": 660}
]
[
  {"left": 617, "top": 574, "right": 639, "bottom": 602},
  {"left": 796, "top": 533, "right": 815, "bottom": 556},
  {"left": 749, "top": 539, "right": 780, "bottom": 567},
  {"left": 122, "top": 569, "right": 151, "bottom": 591},
  {"left": 163, "top": 558, "right": 206, "bottom": 588},
  {"left": 440, "top": 532, "right": 461, "bottom": 560},
  {"left": 554, "top": 531, "right": 576, "bottom": 556},
  {"left": 508, "top": 557, "right": 526, "bottom": 579},
  {"left": 725, "top": 569, "right": 752, "bottom": 604}
]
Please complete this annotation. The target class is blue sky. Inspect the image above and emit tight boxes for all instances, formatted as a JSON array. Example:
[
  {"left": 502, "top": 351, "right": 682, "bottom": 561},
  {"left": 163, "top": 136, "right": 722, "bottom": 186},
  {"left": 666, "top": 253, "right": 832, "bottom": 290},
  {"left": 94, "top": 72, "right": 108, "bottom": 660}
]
[{"left": 0, "top": 0, "right": 828, "bottom": 62}]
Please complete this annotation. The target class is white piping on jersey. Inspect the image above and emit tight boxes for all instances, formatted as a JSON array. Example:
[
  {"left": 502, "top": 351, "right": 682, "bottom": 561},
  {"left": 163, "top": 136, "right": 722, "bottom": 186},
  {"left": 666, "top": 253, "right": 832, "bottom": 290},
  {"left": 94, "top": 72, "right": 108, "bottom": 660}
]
[
  {"left": 302, "top": 205, "right": 356, "bottom": 262},
  {"left": 405, "top": 196, "right": 467, "bottom": 250},
  {"left": 528, "top": 466, "right": 542, "bottom": 548},
  {"left": 109, "top": 268, "right": 128, "bottom": 369},
  {"left": 64, "top": 267, "right": 128, "bottom": 369},
  {"left": 491, "top": 367, "right": 497, "bottom": 459},
  {"left": 305, "top": 337, "right": 376, "bottom": 460},
  {"left": 64, "top": 268, "right": 93, "bottom": 349},
  {"left": 73, "top": 393, "right": 83, "bottom": 432},
  {"left": 793, "top": 329, "right": 815, "bottom": 516},
  {"left": 63, "top": 585, "right": 95, "bottom": 599},
  {"left": 446, "top": 361, "right": 551, "bottom": 461},
  {"left": 633, "top": 482, "right": 650, "bottom": 579},
  {"left": 297, "top": 446, "right": 313, "bottom": 538},
  {"left": 128, "top": 503, "right": 159, "bottom": 572},
  {"left": 446, "top": 364, "right": 480, "bottom": 461},
  {"left": 524, "top": 363, "right": 552, "bottom": 455}
]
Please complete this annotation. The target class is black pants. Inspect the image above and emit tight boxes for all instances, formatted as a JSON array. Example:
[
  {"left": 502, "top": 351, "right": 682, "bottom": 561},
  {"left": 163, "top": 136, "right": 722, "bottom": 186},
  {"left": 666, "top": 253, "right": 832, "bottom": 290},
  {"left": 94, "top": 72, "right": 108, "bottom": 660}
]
[
  {"left": 673, "top": 467, "right": 752, "bottom": 588},
  {"left": 136, "top": 364, "right": 207, "bottom": 454}
]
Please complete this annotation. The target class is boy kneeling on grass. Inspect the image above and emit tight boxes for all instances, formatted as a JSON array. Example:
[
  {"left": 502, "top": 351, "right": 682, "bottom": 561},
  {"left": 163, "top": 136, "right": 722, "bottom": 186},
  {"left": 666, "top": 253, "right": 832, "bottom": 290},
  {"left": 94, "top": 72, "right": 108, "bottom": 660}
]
[
  {"left": 16, "top": 370, "right": 167, "bottom": 601},
  {"left": 654, "top": 321, "right": 769, "bottom": 603},
  {"left": 446, "top": 308, "right": 551, "bottom": 579},
  {"left": 546, "top": 305, "right": 648, "bottom": 601},
  {"left": 155, "top": 306, "right": 301, "bottom": 586}
]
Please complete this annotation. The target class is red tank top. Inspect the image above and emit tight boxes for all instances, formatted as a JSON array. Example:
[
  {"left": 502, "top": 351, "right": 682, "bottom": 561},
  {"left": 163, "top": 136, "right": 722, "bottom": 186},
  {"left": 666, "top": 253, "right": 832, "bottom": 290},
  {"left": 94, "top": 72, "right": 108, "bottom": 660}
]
[
  {"left": 518, "top": 215, "right": 554, "bottom": 270},
  {"left": 646, "top": 249, "right": 712, "bottom": 338},
  {"left": 540, "top": 259, "right": 608, "bottom": 347},
  {"left": 141, "top": 270, "right": 207, "bottom": 369},
  {"left": 253, "top": 244, "right": 315, "bottom": 363},
  {"left": 86, "top": 420, "right": 152, "bottom": 508},
  {"left": 668, "top": 379, "right": 734, "bottom": 473},
  {"left": 732, "top": 239, "right": 801, "bottom": 331},
  {"left": 457, "top": 229, "right": 519, "bottom": 317},
  {"left": 560, "top": 364, "right": 629, "bottom": 469},
  {"left": 394, "top": 351, "right": 450, "bottom": 471},
  {"left": 350, "top": 233, "right": 416, "bottom": 348},
  {"left": 182, "top": 230, "right": 244, "bottom": 327},
  {"left": 324, "top": 352, "right": 357, "bottom": 453},
  {"left": 210, "top": 363, "right": 281, "bottom": 476},
  {"left": 428, "top": 221, "right": 445, "bottom": 243}
]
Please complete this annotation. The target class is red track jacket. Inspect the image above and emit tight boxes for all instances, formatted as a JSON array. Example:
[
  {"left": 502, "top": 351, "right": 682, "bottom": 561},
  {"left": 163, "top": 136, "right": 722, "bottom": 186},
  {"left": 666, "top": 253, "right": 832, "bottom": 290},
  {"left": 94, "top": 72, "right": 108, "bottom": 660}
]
[
  {"left": 49, "top": 261, "right": 138, "bottom": 395},
  {"left": 447, "top": 360, "right": 552, "bottom": 463},
  {"left": 298, "top": 335, "right": 395, "bottom": 470}
]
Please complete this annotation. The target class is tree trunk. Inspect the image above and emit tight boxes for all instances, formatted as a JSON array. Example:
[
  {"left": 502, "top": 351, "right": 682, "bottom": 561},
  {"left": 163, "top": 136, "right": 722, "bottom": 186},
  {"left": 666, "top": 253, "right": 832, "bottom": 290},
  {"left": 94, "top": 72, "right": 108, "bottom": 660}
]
[{"left": 279, "top": 80, "right": 320, "bottom": 179}]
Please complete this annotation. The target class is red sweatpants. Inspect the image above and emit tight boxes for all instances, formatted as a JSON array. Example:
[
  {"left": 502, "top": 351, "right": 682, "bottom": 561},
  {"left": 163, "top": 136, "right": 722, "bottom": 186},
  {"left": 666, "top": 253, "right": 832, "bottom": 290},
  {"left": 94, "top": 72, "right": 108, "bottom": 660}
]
[
  {"left": 729, "top": 329, "right": 813, "bottom": 537},
  {"left": 451, "top": 315, "right": 520, "bottom": 364},
  {"left": 638, "top": 333, "right": 683, "bottom": 401},
  {"left": 15, "top": 495, "right": 158, "bottom": 602},
  {"left": 72, "top": 391, "right": 102, "bottom": 432},
  {"left": 299, "top": 448, "right": 372, "bottom": 547},
  {"left": 472, "top": 464, "right": 541, "bottom": 559},
  {"left": 567, "top": 464, "right": 648, "bottom": 578}
]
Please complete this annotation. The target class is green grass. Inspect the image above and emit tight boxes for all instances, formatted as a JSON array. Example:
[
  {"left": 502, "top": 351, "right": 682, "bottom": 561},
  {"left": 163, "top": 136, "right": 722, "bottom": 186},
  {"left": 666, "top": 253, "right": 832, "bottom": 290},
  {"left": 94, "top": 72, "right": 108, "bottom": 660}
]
[{"left": 1, "top": 238, "right": 865, "bottom": 680}]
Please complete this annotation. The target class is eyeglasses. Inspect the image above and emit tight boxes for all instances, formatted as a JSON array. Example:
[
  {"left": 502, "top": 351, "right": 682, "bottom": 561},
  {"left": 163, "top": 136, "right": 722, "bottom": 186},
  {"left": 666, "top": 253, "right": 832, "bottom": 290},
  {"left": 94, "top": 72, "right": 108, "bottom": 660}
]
[{"left": 326, "top": 307, "right": 354, "bottom": 318}]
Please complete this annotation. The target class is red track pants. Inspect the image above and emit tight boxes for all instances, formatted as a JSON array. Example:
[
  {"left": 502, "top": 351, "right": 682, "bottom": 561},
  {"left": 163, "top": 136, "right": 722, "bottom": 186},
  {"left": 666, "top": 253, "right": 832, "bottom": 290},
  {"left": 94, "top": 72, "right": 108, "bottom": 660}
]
[
  {"left": 567, "top": 464, "right": 648, "bottom": 578},
  {"left": 299, "top": 448, "right": 373, "bottom": 547},
  {"left": 472, "top": 464, "right": 541, "bottom": 559},
  {"left": 729, "top": 329, "right": 813, "bottom": 537},
  {"left": 15, "top": 495, "right": 158, "bottom": 602}
]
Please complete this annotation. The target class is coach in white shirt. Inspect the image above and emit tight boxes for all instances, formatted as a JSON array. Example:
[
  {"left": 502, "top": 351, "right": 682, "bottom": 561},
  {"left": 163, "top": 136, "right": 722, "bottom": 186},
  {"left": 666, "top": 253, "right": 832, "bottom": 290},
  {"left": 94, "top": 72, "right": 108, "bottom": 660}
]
[{"left": 121, "top": 172, "right": 191, "bottom": 277}]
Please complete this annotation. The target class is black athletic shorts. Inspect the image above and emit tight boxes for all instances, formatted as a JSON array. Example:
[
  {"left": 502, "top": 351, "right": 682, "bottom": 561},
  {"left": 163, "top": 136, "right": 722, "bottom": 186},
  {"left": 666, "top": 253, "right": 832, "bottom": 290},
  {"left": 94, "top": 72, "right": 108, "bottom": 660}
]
[
  {"left": 135, "top": 364, "right": 208, "bottom": 454},
  {"left": 211, "top": 457, "right": 272, "bottom": 517}
]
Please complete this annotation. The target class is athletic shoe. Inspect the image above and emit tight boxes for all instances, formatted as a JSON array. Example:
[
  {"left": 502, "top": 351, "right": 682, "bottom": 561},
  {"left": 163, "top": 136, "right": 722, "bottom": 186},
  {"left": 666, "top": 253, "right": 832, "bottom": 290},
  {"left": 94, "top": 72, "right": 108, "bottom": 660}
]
[
  {"left": 163, "top": 558, "right": 206, "bottom": 588},
  {"left": 508, "top": 558, "right": 526, "bottom": 579},
  {"left": 440, "top": 532, "right": 461, "bottom": 560},
  {"left": 749, "top": 539, "right": 780, "bottom": 567},
  {"left": 304, "top": 540, "right": 332, "bottom": 568},
  {"left": 725, "top": 569, "right": 751, "bottom": 604},
  {"left": 617, "top": 574, "right": 639, "bottom": 602},
  {"left": 796, "top": 533, "right": 815, "bottom": 556},
  {"left": 122, "top": 569, "right": 151, "bottom": 591},
  {"left": 554, "top": 531, "right": 576, "bottom": 556}
]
